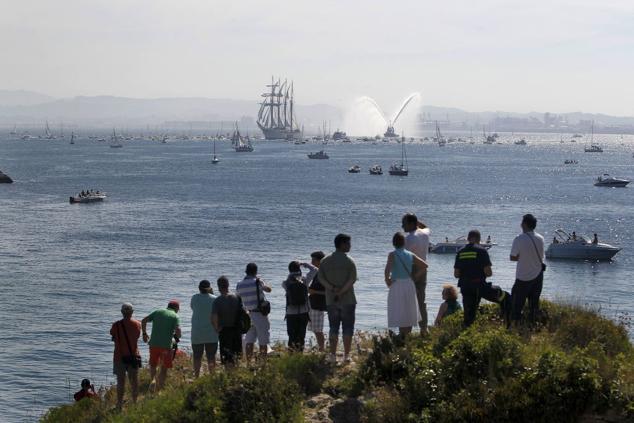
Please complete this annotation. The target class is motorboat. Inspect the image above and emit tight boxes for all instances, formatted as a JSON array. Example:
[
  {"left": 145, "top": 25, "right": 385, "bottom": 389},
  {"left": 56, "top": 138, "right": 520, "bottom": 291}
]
[
  {"left": 332, "top": 130, "right": 347, "bottom": 141},
  {"left": 594, "top": 174, "right": 630, "bottom": 187},
  {"left": 429, "top": 237, "right": 495, "bottom": 254},
  {"left": 69, "top": 192, "right": 107, "bottom": 204},
  {"left": 585, "top": 145, "right": 603, "bottom": 153},
  {"left": 348, "top": 165, "right": 361, "bottom": 173},
  {"left": 564, "top": 159, "right": 578, "bottom": 165},
  {"left": 308, "top": 150, "right": 329, "bottom": 159},
  {"left": 546, "top": 229, "right": 620, "bottom": 260},
  {"left": 514, "top": 139, "right": 527, "bottom": 145},
  {"left": 369, "top": 165, "right": 383, "bottom": 175}
]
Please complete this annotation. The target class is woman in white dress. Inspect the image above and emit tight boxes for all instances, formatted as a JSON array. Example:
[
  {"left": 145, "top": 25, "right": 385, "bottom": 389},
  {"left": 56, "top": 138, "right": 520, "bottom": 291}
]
[{"left": 384, "top": 232, "right": 428, "bottom": 336}]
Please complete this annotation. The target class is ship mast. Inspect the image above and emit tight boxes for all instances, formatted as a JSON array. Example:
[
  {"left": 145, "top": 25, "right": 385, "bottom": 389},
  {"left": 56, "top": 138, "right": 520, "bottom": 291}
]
[{"left": 289, "top": 82, "right": 294, "bottom": 132}]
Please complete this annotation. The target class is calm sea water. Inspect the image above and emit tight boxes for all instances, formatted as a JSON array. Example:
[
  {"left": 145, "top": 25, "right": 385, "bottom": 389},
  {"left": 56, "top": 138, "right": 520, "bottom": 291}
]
[{"left": 1, "top": 133, "right": 633, "bottom": 420}]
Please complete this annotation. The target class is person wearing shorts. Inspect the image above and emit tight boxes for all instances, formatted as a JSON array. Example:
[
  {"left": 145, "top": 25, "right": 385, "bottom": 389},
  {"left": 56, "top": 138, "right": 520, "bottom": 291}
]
[
  {"left": 142, "top": 300, "right": 181, "bottom": 392},
  {"left": 236, "top": 263, "right": 272, "bottom": 362},
  {"left": 302, "top": 251, "right": 326, "bottom": 351},
  {"left": 318, "top": 234, "right": 358, "bottom": 364},
  {"left": 190, "top": 279, "right": 218, "bottom": 377},
  {"left": 110, "top": 302, "right": 141, "bottom": 410}
]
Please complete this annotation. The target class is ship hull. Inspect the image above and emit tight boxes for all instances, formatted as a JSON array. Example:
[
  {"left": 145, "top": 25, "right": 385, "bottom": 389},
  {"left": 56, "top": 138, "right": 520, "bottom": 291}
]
[{"left": 257, "top": 123, "right": 299, "bottom": 140}]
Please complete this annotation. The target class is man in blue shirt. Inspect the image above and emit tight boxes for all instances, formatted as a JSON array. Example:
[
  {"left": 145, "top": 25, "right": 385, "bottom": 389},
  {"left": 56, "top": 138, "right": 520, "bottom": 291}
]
[{"left": 454, "top": 230, "right": 511, "bottom": 327}]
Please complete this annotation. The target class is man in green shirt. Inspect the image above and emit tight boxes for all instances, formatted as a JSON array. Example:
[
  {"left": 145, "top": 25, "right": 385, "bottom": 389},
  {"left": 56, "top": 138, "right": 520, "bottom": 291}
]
[
  {"left": 318, "top": 233, "right": 357, "bottom": 364},
  {"left": 142, "top": 300, "right": 181, "bottom": 391}
]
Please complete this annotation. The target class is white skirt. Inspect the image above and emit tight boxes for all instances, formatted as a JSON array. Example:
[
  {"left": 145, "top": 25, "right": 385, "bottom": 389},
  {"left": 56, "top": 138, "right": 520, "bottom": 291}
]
[{"left": 387, "top": 278, "right": 420, "bottom": 328}]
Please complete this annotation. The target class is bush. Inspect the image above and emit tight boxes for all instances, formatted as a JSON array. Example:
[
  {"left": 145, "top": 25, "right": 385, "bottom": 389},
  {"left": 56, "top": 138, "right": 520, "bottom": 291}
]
[
  {"left": 268, "top": 352, "right": 331, "bottom": 395},
  {"left": 440, "top": 326, "right": 523, "bottom": 392}
]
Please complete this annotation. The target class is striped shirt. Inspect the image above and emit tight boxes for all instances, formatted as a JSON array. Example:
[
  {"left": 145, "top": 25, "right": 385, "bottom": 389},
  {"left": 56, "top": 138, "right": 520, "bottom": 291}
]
[{"left": 236, "top": 276, "right": 266, "bottom": 311}]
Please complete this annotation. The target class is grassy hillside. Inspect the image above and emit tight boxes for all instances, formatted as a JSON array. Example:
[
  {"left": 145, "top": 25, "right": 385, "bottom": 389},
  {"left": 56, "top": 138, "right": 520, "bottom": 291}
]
[{"left": 42, "top": 301, "right": 634, "bottom": 423}]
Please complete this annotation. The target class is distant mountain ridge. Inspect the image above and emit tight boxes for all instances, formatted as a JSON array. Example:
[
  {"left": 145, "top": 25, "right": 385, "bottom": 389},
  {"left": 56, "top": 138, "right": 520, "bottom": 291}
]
[
  {"left": 0, "top": 90, "right": 55, "bottom": 107},
  {"left": 2, "top": 91, "right": 634, "bottom": 129}
]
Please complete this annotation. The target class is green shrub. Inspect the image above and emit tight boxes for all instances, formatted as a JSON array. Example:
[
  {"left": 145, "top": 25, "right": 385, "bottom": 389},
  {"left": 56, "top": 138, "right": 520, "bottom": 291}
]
[
  {"left": 440, "top": 326, "right": 523, "bottom": 392},
  {"left": 268, "top": 352, "right": 331, "bottom": 395},
  {"left": 41, "top": 398, "right": 111, "bottom": 423}
]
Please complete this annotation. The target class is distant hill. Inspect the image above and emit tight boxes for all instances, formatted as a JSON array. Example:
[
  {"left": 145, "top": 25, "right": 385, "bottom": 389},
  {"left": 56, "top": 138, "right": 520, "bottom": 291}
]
[
  {"left": 0, "top": 90, "right": 55, "bottom": 107},
  {"left": 0, "top": 95, "right": 342, "bottom": 129}
]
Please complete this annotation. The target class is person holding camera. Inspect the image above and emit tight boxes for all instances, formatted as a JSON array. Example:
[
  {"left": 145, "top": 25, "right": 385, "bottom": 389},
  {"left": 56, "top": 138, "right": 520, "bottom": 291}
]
[
  {"left": 283, "top": 261, "right": 310, "bottom": 352},
  {"left": 110, "top": 303, "right": 141, "bottom": 410},
  {"left": 510, "top": 214, "right": 545, "bottom": 325},
  {"left": 236, "top": 263, "right": 272, "bottom": 362},
  {"left": 141, "top": 300, "right": 181, "bottom": 392}
]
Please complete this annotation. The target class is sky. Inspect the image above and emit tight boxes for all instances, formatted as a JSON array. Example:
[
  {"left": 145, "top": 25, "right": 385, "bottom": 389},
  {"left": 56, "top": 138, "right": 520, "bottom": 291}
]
[{"left": 1, "top": 0, "right": 634, "bottom": 115}]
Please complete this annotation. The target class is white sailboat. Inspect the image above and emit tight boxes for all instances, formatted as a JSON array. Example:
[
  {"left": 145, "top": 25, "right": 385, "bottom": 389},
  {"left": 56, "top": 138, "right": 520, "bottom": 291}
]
[
  {"left": 110, "top": 129, "right": 123, "bottom": 148},
  {"left": 212, "top": 138, "right": 219, "bottom": 164},
  {"left": 389, "top": 135, "right": 409, "bottom": 176},
  {"left": 584, "top": 121, "right": 603, "bottom": 153}
]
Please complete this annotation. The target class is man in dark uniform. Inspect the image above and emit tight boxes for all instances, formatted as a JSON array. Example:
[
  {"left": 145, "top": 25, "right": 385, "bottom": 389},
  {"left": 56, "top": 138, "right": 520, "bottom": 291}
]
[{"left": 454, "top": 230, "right": 511, "bottom": 327}]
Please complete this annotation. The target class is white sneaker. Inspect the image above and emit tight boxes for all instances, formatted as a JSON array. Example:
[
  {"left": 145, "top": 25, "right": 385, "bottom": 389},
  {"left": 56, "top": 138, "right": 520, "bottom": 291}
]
[{"left": 343, "top": 354, "right": 352, "bottom": 364}]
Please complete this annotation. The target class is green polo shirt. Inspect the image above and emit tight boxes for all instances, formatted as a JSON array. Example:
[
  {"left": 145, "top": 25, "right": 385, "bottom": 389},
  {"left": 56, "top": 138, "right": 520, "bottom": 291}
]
[
  {"left": 318, "top": 251, "right": 358, "bottom": 306},
  {"left": 147, "top": 308, "right": 180, "bottom": 349}
]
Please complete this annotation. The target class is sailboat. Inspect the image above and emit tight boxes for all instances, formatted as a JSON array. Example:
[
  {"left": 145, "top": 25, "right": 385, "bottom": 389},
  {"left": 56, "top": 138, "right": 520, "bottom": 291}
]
[
  {"left": 212, "top": 138, "right": 220, "bottom": 163},
  {"left": 110, "top": 129, "right": 123, "bottom": 148},
  {"left": 435, "top": 121, "right": 446, "bottom": 146},
  {"left": 389, "top": 135, "right": 409, "bottom": 176},
  {"left": 233, "top": 123, "right": 253, "bottom": 152},
  {"left": 584, "top": 122, "right": 603, "bottom": 153},
  {"left": 43, "top": 121, "right": 56, "bottom": 140},
  {"left": 70, "top": 131, "right": 75, "bottom": 145}
]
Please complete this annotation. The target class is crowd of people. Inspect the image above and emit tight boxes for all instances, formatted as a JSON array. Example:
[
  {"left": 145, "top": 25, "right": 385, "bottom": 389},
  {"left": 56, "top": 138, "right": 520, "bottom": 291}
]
[{"left": 75, "top": 212, "right": 546, "bottom": 410}]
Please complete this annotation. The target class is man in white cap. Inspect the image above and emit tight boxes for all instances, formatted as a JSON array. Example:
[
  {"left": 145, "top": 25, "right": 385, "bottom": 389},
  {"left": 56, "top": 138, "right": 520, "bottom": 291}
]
[{"left": 110, "top": 303, "right": 141, "bottom": 410}]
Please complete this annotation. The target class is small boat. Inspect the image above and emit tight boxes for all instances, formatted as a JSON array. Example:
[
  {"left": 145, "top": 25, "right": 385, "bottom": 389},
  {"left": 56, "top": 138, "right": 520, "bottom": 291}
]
[
  {"left": 212, "top": 139, "right": 220, "bottom": 164},
  {"left": 585, "top": 145, "right": 603, "bottom": 153},
  {"left": 110, "top": 129, "right": 123, "bottom": 148},
  {"left": 369, "top": 165, "right": 383, "bottom": 175},
  {"left": 572, "top": 134, "right": 583, "bottom": 138},
  {"left": 584, "top": 123, "right": 602, "bottom": 152},
  {"left": 564, "top": 159, "right": 578, "bottom": 164},
  {"left": 232, "top": 124, "right": 253, "bottom": 152},
  {"left": 514, "top": 139, "right": 527, "bottom": 145},
  {"left": 389, "top": 137, "right": 408, "bottom": 175},
  {"left": 546, "top": 229, "right": 620, "bottom": 260},
  {"left": 430, "top": 236, "right": 495, "bottom": 254},
  {"left": 594, "top": 174, "right": 630, "bottom": 187},
  {"left": 308, "top": 150, "right": 329, "bottom": 159},
  {"left": 69, "top": 192, "right": 107, "bottom": 204},
  {"left": 348, "top": 165, "right": 361, "bottom": 173},
  {"left": 70, "top": 132, "right": 75, "bottom": 145}
]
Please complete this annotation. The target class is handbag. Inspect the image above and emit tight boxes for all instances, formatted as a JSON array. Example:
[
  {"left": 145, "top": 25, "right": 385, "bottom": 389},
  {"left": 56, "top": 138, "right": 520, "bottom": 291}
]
[
  {"left": 119, "top": 321, "right": 142, "bottom": 368},
  {"left": 527, "top": 233, "right": 547, "bottom": 272},
  {"left": 235, "top": 296, "right": 251, "bottom": 334},
  {"left": 255, "top": 278, "right": 271, "bottom": 316}
]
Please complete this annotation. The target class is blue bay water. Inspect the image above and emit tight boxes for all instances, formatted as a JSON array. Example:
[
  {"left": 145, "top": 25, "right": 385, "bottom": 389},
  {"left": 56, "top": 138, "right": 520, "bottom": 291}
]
[{"left": 0, "top": 134, "right": 633, "bottom": 420}]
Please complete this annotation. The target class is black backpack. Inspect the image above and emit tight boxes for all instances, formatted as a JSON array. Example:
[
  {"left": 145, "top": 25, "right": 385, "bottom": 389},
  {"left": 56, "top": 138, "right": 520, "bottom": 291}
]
[
  {"left": 308, "top": 275, "right": 327, "bottom": 311},
  {"left": 286, "top": 277, "right": 308, "bottom": 307}
]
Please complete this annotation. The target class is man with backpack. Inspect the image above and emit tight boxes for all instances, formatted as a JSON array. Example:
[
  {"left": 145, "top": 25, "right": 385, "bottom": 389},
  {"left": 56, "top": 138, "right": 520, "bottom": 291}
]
[
  {"left": 236, "top": 262, "right": 272, "bottom": 362},
  {"left": 302, "top": 251, "right": 326, "bottom": 352},
  {"left": 283, "top": 261, "right": 310, "bottom": 352}
]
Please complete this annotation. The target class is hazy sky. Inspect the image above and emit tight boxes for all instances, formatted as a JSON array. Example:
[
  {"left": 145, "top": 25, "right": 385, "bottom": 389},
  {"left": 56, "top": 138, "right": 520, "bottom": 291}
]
[{"left": 2, "top": 0, "right": 634, "bottom": 115}]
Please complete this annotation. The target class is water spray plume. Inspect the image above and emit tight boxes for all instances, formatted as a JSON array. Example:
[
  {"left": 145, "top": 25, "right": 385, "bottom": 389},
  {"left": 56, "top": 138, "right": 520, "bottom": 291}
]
[{"left": 343, "top": 92, "right": 422, "bottom": 136}]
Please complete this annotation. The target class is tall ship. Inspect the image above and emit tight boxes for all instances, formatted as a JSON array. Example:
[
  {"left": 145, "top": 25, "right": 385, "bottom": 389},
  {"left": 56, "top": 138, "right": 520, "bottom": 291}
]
[{"left": 257, "top": 77, "right": 301, "bottom": 140}]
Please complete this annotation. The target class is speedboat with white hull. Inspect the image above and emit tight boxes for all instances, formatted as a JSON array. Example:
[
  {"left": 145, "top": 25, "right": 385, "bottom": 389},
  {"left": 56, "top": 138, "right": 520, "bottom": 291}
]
[
  {"left": 546, "top": 229, "right": 620, "bottom": 260},
  {"left": 594, "top": 174, "right": 630, "bottom": 187}
]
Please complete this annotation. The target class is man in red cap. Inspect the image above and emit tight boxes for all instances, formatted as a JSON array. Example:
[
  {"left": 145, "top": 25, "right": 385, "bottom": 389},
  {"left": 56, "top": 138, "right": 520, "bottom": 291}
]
[{"left": 142, "top": 300, "right": 181, "bottom": 391}]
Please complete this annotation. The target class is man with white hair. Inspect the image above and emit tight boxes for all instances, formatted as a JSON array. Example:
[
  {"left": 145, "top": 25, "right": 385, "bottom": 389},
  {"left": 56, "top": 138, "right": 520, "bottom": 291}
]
[{"left": 110, "top": 303, "right": 141, "bottom": 410}]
